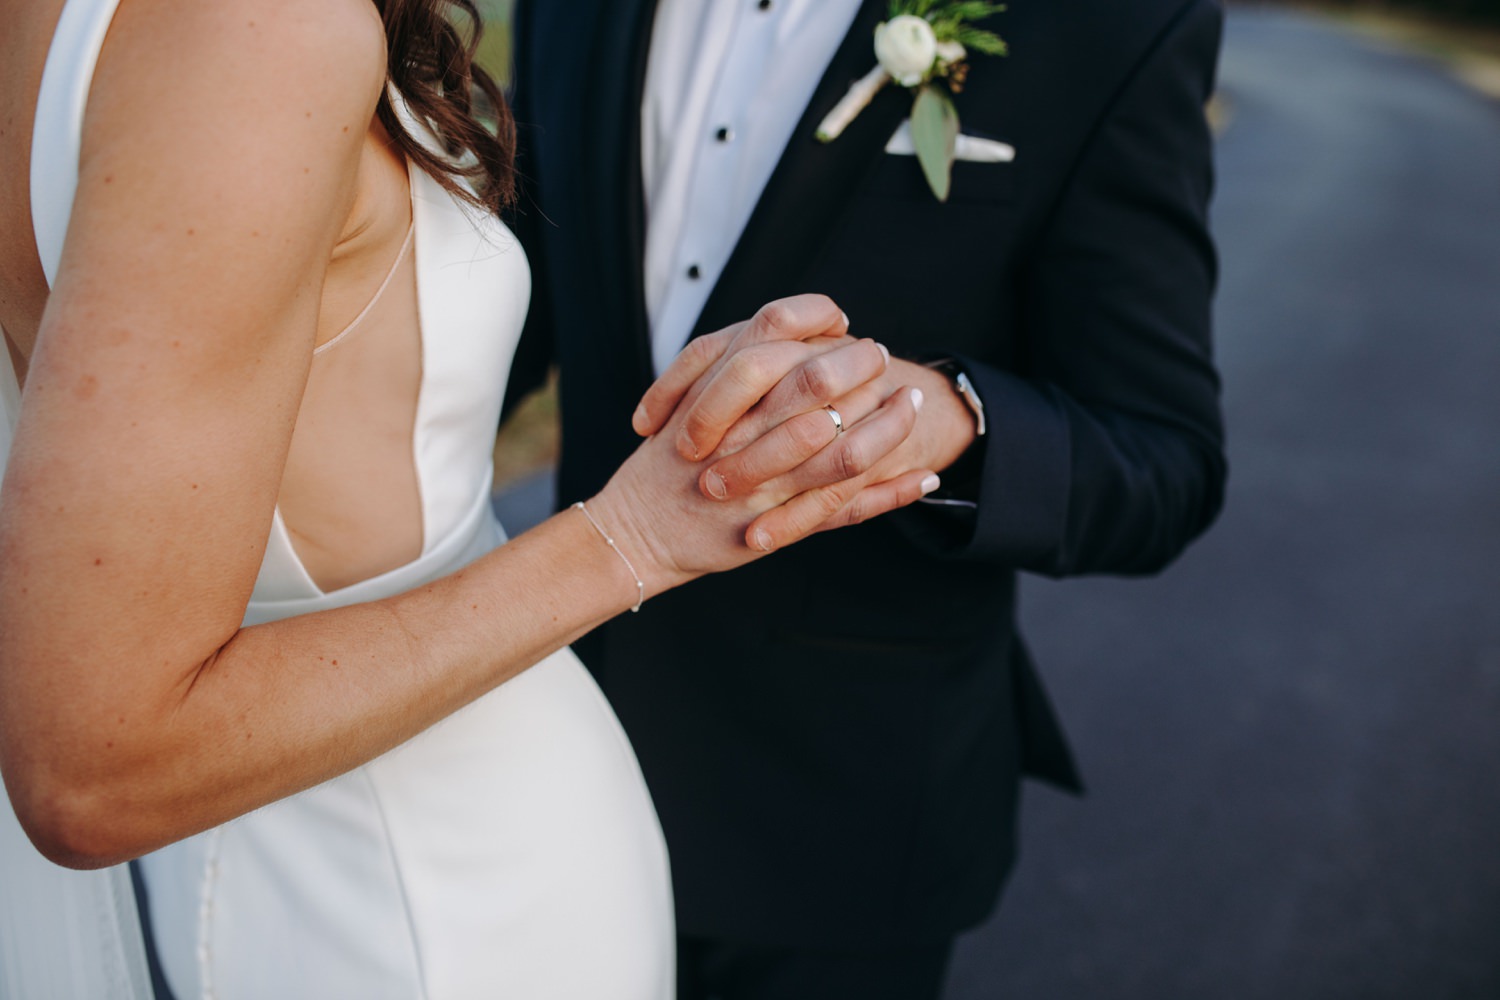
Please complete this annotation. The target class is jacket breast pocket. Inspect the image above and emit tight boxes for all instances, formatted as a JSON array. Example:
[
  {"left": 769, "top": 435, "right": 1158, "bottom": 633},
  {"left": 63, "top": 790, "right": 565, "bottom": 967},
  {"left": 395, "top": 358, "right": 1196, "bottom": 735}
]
[{"left": 862, "top": 151, "right": 1018, "bottom": 205}]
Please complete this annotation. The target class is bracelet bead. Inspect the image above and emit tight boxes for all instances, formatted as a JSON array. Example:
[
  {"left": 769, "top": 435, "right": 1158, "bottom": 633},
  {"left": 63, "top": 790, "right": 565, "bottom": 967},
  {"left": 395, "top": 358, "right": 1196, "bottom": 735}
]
[{"left": 571, "top": 501, "right": 645, "bottom": 613}]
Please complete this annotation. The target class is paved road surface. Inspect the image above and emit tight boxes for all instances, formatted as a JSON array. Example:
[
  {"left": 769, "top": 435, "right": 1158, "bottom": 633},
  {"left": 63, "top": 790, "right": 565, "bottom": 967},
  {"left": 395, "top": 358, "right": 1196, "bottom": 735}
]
[
  {"left": 944, "top": 7, "right": 1500, "bottom": 999},
  {"left": 495, "top": 6, "right": 1500, "bottom": 996}
]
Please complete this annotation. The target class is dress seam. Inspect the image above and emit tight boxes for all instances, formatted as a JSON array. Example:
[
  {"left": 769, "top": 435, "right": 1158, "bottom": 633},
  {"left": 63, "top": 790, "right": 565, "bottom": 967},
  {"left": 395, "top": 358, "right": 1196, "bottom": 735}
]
[
  {"left": 195, "top": 827, "right": 225, "bottom": 1000},
  {"left": 361, "top": 765, "right": 433, "bottom": 1000}
]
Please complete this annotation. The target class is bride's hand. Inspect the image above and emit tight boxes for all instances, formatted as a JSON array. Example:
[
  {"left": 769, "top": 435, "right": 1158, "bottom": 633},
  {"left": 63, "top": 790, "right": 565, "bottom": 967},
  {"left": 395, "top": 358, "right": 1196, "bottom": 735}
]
[{"left": 588, "top": 296, "right": 937, "bottom": 599}]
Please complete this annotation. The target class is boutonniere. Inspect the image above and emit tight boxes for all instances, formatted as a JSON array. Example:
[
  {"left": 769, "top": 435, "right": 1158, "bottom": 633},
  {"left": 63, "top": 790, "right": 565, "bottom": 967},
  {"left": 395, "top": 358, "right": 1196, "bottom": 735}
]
[{"left": 816, "top": 1, "right": 1008, "bottom": 202}]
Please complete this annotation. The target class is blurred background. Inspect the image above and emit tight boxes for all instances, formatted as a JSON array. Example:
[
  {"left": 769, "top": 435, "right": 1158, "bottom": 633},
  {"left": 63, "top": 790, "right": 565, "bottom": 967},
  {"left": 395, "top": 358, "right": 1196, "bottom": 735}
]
[{"left": 485, "top": 2, "right": 1500, "bottom": 997}]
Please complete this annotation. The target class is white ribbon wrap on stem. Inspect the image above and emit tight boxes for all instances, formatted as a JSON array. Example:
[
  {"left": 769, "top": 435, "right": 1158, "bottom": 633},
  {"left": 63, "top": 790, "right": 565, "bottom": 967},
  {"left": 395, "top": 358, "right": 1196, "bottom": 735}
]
[{"left": 815, "top": 65, "right": 892, "bottom": 142}]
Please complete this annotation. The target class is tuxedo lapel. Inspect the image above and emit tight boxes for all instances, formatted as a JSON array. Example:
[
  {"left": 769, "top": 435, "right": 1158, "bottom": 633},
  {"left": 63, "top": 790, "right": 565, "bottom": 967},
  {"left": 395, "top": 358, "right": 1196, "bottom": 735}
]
[
  {"left": 581, "top": 0, "right": 659, "bottom": 390},
  {"left": 691, "top": 0, "right": 909, "bottom": 339}
]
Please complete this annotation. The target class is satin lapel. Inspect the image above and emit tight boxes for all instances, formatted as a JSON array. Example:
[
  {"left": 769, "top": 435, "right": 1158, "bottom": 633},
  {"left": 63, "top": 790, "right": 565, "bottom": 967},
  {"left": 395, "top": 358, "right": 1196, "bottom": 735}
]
[
  {"left": 583, "top": 0, "right": 659, "bottom": 390},
  {"left": 691, "top": 0, "right": 908, "bottom": 339}
]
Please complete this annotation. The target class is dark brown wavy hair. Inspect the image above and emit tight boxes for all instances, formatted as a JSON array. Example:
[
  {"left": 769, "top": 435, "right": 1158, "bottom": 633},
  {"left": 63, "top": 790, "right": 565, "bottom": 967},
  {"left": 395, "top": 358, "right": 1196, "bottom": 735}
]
[{"left": 373, "top": 0, "right": 516, "bottom": 214}]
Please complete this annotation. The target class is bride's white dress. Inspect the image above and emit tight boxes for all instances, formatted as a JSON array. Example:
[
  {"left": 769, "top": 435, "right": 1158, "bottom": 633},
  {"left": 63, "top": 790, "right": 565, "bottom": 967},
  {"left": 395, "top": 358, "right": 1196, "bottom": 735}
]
[{"left": 0, "top": 1, "right": 674, "bottom": 997}]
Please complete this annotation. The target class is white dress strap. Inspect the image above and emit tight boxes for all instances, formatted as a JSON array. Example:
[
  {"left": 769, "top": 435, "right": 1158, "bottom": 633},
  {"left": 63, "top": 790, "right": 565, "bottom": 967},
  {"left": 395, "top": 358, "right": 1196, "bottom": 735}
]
[
  {"left": 31, "top": 0, "right": 124, "bottom": 285},
  {"left": 1, "top": 1, "right": 155, "bottom": 998}
]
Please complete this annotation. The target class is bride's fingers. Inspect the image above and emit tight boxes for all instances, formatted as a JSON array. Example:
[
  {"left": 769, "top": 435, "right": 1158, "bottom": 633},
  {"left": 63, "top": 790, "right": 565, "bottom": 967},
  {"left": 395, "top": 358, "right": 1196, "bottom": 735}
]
[
  {"left": 676, "top": 335, "right": 881, "bottom": 461},
  {"left": 698, "top": 381, "right": 887, "bottom": 501},
  {"left": 815, "top": 469, "right": 942, "bottom": 534},
  {"left": 748, "top": 468, "right": 938, "bottom": 552},
  {"left": 743, "top": 387, "right": 925, "bottom": 551},
  {"left": 631, "top": 326, "right": 741, "bottom": 436}
]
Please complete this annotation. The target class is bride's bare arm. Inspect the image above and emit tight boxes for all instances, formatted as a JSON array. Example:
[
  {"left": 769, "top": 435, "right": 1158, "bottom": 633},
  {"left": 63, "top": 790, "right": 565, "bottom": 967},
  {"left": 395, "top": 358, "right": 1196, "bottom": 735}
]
[{"left": 0, "top": 0, "right": 929, "bottom": 870}]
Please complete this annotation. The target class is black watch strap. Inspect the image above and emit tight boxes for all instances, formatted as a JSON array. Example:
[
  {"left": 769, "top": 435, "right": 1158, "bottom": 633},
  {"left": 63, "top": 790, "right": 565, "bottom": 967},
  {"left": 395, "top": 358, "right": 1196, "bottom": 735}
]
[{"left": 919, "top": 357, "right": 987, "bottom": 503}]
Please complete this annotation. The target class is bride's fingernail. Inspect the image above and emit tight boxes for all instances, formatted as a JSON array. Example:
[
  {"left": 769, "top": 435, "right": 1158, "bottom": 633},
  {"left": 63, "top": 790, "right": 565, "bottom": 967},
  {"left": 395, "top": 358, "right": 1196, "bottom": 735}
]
[
  {"left": 703, "top": 469, "right": 728, "bottom": 500},
  {"left": 676, "top": 427, "right": 699, "bottom": 460},
  {"left": 841, "top": 310, "right": 851, "bottom": 330},
  {"left": 877, "top": 342, "right": 890, "bottom": 365},
  {"left": 631, "top": 402, "right": 649, "bottom": 431},
  {"left": 751, "top": 527, "right": 775, "bottom": 552},
  {"left": 921, "top": 474, "right": 941, "bottom": 495},
  {"left": 910, "top": 388, "right": 925, "bottom": 412}
]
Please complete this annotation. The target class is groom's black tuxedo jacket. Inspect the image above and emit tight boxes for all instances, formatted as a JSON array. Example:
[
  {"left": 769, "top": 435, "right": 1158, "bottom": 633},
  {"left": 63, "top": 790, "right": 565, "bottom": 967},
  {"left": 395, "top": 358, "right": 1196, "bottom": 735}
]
[{"left": 508, "top": 0, "right": 1226, "bottom": 947}]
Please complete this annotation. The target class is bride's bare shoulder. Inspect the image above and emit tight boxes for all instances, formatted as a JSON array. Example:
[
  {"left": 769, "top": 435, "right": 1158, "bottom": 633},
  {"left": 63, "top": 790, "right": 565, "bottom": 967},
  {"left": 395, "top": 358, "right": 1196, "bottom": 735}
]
[
  {"left": 126, "top": 0, "right": 386, "bottom": 57},
  {"left": 101, "top": 0, "right": 387, "bottom": 121}
]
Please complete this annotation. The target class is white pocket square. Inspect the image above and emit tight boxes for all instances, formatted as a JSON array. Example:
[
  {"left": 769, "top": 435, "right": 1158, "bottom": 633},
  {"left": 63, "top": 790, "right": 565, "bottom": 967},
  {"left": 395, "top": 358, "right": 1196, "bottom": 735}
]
[{"left": 885, "top": 120, "right": 1016, "bottom": 163}]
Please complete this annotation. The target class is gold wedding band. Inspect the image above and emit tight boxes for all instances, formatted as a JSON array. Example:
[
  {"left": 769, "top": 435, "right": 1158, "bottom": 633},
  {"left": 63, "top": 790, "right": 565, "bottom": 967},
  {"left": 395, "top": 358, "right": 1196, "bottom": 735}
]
[{"left": 824, "top": 404, "right": 844, "bottom": 436}]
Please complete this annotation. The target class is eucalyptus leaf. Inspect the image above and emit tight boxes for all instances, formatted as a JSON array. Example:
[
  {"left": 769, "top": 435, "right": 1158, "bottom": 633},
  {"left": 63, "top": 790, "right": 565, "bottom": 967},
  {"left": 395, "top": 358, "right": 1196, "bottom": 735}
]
[{"left": 911, "top": 85, "right": 959, "bottom": 202}]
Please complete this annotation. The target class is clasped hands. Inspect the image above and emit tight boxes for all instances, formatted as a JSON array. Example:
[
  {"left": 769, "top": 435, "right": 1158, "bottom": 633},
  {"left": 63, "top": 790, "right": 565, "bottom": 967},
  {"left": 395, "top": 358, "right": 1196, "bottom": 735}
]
[{"left": 589, "top": 295, "right": 980, "bottom": 600}]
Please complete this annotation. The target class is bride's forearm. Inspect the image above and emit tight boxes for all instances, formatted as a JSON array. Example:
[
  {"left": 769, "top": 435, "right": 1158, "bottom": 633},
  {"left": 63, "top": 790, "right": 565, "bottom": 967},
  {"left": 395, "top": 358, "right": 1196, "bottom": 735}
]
[{"left": 7, "top": 506, "right": 651, "bottom": 870}]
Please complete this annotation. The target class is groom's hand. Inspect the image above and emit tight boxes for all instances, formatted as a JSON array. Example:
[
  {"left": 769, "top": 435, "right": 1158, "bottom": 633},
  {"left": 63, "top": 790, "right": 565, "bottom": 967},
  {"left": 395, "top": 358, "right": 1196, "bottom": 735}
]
[
  {"left": 702, "top": 355, "right": 977, "bottom": 506},
  {"left": 634, "top": 301, "right": 977, "bottom": 511},
  {"left": 631, "top": 295, "right": 944, "bottom": 537}
]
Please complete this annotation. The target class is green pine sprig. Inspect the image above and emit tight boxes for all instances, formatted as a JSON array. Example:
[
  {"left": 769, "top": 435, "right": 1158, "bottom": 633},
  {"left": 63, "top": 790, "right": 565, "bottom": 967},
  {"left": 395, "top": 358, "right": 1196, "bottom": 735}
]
[
  {"left": 953, "top": 26, "right": 1008, "bottom": 57},
  {"left": 886, "top": 1, "right": 1008, "bottom": 60}
]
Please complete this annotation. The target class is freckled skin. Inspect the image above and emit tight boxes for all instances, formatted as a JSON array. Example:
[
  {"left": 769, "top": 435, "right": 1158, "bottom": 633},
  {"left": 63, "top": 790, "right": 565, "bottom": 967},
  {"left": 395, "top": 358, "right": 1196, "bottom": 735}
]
[{"left": 73, "top": 374, "right": 98, "bottom": 400}]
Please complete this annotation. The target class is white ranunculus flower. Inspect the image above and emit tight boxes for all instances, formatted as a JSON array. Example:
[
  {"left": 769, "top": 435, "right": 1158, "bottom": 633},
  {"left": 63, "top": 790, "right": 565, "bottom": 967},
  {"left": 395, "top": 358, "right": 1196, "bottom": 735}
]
[
  {"left": 935, "top": 40, "right": 967, "bottom": 67},
  {"left": 874, "top": 15, "right": 938, "bottom": 87}
]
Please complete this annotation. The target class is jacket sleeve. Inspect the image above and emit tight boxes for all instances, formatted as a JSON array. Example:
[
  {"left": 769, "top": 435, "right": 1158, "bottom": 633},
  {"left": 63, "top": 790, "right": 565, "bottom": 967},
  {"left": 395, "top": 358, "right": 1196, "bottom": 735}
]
[
  {"left": 500, "top": 0, "right": 557, "bottom": 422},
  {"left": 941, "top": 0, "right": 1227, "bottom": 577}
]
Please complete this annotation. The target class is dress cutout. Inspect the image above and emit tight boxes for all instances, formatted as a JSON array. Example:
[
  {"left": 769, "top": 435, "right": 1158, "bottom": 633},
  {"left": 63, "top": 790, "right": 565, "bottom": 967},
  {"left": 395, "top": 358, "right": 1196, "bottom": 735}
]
[{"left": 276, "top": 188, "right": 424, "bottom": 593}]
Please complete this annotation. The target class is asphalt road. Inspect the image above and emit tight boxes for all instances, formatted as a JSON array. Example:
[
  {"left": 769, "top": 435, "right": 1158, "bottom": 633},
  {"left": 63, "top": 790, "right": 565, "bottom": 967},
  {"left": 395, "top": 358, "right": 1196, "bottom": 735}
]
[
  {"left": 494, "top": 6, "right": 1500, "bottom": 997},
  {"left": 942, "top": 6, "right": 1500, "bottom": 999}
]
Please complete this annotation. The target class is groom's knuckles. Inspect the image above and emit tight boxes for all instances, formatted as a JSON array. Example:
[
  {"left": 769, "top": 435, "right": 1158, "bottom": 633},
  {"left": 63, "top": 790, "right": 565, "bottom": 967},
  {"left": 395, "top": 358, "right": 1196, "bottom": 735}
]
[
  {"left": 705, "top": 408, "right": 836, "bottom": 497},
  {"left": 757, "top": 405, "right": 927, "bottom": 546},
  {"left": 680, "top": 343, "right": 806, "bottom": 456},
  {"left": 787, "top": 408, "right": 839, "bottom": 458},
  {"left": 828, "top": 389, "right": 917, "bottom": 480},
  {"left": 718, "top": 377, "right": 908, "bottom": 500},
  {"left": 747, "top": 300, "right": 796, "bottom": 341},
  {"left": 767, "top": 339, "right": 886, "bottom": 416},
  {"left": 745, "top": 297, "right": 816, "bottom": 343},
  {"left": 833, "top": 434, "right": 877, "bottom": 481},
  {"left": 790, "top": 355, "right": 839, "bottom": 404},
  {"left": 744, "top": 294, "right": 845, "bottom": 345}
]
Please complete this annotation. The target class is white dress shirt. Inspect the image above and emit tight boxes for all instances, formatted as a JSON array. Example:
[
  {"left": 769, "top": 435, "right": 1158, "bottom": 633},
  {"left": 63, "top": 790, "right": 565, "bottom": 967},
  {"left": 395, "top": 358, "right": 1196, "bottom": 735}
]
[{"left": 641, "top": 0, "right": 864, "bottom": 374}]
